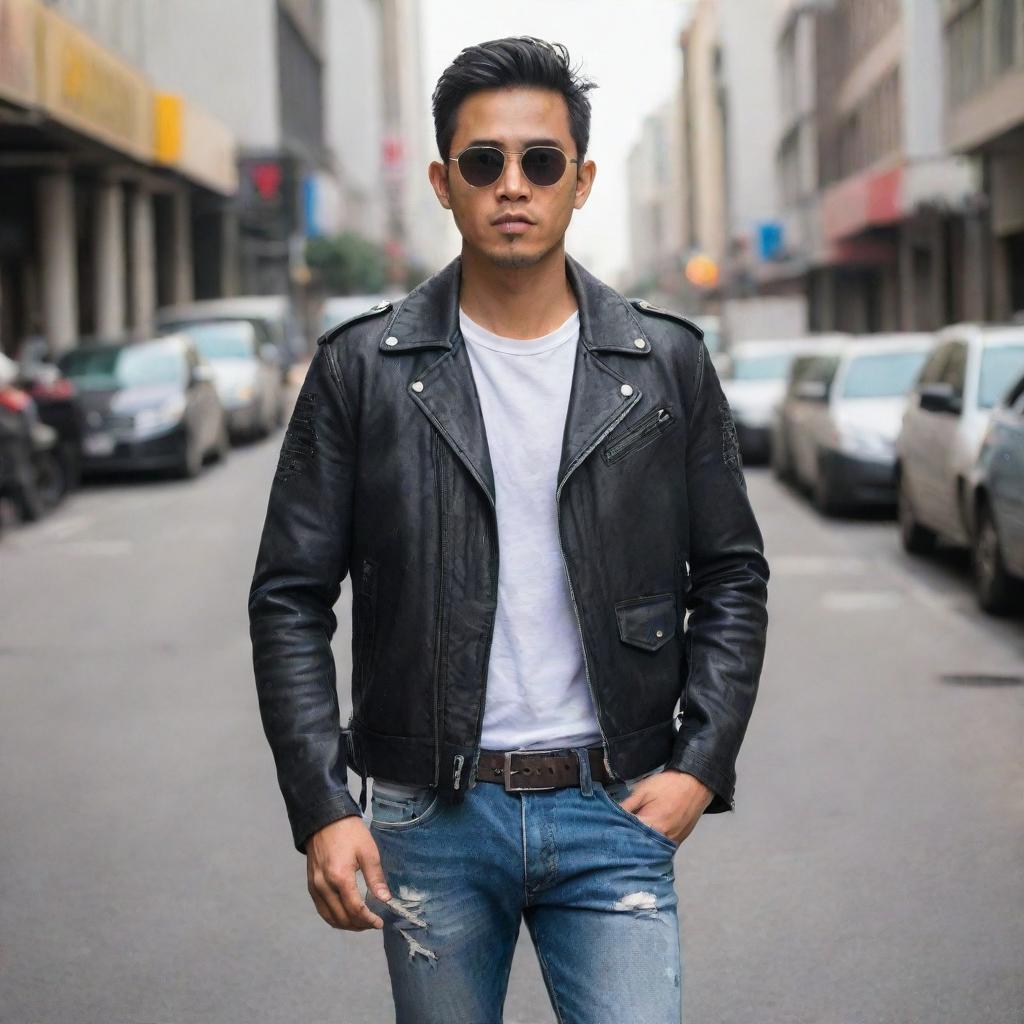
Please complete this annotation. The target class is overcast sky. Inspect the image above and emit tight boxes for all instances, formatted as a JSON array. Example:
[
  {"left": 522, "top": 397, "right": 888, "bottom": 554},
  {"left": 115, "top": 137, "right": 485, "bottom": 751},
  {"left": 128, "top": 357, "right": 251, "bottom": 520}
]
[{"left": 420, "top": 0, "right": 693, "bottom": 285}]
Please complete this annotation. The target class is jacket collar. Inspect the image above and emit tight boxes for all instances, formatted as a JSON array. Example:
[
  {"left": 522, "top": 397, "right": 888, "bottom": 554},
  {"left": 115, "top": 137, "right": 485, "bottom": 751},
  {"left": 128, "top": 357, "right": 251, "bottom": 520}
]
[
  {"left": 379, "top": 253, "right": 652, "bottom": 356},
  {"left": 388, "top": 253, "right": 649, "bottom": 508}
]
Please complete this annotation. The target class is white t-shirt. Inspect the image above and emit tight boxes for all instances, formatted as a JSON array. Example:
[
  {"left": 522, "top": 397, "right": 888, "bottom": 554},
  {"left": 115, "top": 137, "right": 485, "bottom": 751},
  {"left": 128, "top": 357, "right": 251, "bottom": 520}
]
[{"left": 460, "top": 307, "right": 604, "bottom": 752}]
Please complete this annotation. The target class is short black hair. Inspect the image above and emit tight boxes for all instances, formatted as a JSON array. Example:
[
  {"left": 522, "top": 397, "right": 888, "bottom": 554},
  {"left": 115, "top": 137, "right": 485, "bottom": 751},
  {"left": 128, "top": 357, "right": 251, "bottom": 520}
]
[{"left": 431, "top": 36, "right": 597, "bottom": 162}]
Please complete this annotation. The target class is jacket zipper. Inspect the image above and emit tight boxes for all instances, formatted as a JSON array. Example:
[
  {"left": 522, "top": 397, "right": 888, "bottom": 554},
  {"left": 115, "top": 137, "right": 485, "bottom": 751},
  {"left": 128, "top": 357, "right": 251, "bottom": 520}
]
[
  {"left": 430, "top": 434, "right": 448, "bottom": 786},
  {"left": 555, "top": 383, "right": 642, "bottom": 780},
  {"left": 605, "top": 406, "right": 673, "bottom": 462}
]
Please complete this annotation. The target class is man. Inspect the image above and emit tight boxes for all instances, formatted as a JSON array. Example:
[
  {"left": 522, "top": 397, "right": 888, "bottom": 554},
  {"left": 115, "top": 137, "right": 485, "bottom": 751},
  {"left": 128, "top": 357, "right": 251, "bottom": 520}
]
[{"left": 249, "top": 36, "right": 769, "bottom": 1023}]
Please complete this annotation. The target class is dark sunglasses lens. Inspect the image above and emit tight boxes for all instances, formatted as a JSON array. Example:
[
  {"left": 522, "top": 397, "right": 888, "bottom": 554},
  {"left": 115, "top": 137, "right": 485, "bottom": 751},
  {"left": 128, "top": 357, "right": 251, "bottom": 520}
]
[
  {"left": 458, "top": 148, "right": 504, "bottom": 187},
  {"left": 522, "top": 147, "right": 567, "bottom": 186}
]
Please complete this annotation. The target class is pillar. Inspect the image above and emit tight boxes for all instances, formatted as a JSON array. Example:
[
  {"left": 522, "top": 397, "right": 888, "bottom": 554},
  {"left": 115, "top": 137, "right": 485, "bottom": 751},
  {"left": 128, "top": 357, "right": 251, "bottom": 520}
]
[
  {"left": 130, "top": 185, "right": 156, "bottom": 335},
  {"left": 37, "top": 170, "right": 78, "bottom": 356},
  {"left": 94, "top": 179, "right": 125, "bottom": 338}
]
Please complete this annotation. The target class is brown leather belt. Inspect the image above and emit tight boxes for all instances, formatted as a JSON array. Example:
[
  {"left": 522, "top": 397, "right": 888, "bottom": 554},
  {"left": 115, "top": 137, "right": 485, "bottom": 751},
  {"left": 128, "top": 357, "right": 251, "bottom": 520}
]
[{"left": 475, "top": 746, "right": 611, "bottom": 791}]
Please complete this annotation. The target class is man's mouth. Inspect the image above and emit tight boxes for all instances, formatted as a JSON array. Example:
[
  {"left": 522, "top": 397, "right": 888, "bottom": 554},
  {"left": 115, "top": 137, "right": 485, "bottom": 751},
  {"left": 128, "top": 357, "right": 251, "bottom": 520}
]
[{"left": 492, "top": 214, "right": 534, "bottom": 236}]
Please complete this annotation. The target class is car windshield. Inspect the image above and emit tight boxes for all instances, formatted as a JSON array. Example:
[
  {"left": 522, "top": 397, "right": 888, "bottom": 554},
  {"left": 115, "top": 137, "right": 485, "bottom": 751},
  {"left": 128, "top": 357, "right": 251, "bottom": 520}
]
[
  {"left": 979, "top": 344, "right": 1024, "bottom": 408},
  {"left": 181, "top": 322, "right": 256, "bottom": 360},
  {"left": 59, "top": 343, "right": 184, "bottom": 390},
  {"left": 840, "top": 350, "right": 928, "bottom": 398},
  {"left": 731, "top": 353, "right": 795, "bottom": 381}
]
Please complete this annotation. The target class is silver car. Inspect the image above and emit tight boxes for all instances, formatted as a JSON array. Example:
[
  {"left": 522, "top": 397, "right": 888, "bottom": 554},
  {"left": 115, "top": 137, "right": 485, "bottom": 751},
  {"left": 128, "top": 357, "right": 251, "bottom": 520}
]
[
  {"left": 785, "top": 334, "right": 935, "bottom": 514},
  {"left": 722, "top": 337, "right": 842, "bottom": 464},
  {"left": 171, "top": 320, "right": 284, "bottom": 441},
  {"left": 897, "top": 323, "right": 1024, "bottom": 554},
  {"left": 157, "top": 295, "right": 304, "bottom": 380}
]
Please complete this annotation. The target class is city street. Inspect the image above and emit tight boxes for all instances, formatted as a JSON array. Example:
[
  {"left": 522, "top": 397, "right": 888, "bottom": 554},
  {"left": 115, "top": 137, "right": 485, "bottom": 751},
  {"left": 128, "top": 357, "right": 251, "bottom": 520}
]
[{"left": 2, "top": 411, "right": 1022, "bottom": 1024}]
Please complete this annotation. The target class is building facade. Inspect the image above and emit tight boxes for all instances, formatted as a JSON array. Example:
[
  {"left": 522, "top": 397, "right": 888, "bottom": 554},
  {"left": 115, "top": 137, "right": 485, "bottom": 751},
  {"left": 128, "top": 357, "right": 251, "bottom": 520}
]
[
  {"left": 809, "top": 0, "right": 979, "bottom": 332},
  {"left": 943, "top": 0, "right": 1024, "bottom": 317},
  {"left": 0, "top": 0, "right": 237, "bottom": 357}
]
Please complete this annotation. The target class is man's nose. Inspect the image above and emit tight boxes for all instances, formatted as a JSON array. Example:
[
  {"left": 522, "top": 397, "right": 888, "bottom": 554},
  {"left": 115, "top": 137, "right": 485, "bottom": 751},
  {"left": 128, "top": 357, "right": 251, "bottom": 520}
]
[{"left": 496, "top": 154, "right": 530, "bottom": 201}]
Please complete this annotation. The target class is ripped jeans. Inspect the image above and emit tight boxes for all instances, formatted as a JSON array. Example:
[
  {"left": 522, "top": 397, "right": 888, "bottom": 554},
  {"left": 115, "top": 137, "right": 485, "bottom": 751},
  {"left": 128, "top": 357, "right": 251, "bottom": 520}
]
[{"left": 365, "top": 746, "right": 682, "bottom": 1024}]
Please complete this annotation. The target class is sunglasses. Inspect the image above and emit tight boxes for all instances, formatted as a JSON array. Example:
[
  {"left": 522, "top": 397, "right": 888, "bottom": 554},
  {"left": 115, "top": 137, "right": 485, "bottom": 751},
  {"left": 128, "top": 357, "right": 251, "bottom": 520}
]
[{"left": 449, "top": 145, "right": 578, "bottom": 188}]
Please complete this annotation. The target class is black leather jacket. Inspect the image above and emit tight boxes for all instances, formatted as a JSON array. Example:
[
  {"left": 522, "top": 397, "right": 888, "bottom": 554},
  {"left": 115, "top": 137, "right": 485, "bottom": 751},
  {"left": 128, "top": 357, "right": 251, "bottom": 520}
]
[{"left": 248, "top": 255, "right": 769, "bottom": 852}]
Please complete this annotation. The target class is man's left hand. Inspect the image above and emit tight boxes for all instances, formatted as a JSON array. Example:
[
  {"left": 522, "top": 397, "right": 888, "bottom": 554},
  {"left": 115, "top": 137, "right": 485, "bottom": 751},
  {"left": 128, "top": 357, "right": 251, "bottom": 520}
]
[{"left": 618, "top": 768, "right": 715, "bottom": 846}]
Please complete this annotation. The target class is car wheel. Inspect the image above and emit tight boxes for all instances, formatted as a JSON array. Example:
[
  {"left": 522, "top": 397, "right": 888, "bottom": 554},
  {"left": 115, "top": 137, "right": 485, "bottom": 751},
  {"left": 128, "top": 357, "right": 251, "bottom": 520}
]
[
  {"left": 177, "top": 430, "right": 203, "bottom": 479},
  {"left": 813, "top": 455, "right": 838, "bottom": 516},
  {"left": 213, "top": 420, "right": 231, "bottom": 462},
  {"left": 33, "top": 449, "right": 66, "bottom": 511},
  {"left": 770, "top": 437, "right": 789, "bottom": 482},
  {"left": 898, "top": 472, "right": 937, "bottom": 555},
  {"left": 973, "top": 501, "right": 1020, "bottom": 615}
]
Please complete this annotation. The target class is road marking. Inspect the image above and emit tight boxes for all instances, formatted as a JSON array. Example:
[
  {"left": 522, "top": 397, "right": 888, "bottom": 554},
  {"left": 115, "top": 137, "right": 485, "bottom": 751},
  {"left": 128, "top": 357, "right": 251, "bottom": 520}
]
[{"left": 821, "top": 590, "right": 904, "bottom": 611}]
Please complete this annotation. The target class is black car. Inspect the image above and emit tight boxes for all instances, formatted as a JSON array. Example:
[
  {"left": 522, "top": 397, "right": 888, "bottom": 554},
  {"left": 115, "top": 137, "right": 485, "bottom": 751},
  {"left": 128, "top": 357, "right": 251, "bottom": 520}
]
[
  {"left": 57, "top": 334, "right": 229, "bottom": 478},
  {"left": 970, "top": 369, "right": 1024, "bottom": 614}
]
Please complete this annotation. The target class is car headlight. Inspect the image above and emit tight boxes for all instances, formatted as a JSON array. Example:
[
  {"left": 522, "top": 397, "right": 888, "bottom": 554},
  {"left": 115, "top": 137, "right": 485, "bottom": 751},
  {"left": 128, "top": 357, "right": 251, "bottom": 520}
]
[
  {"left": 220, "top": 381, "right": 256, "bottom": 407},
  {"left": 836, "top": 425, "right": 893, "bottom": 461},
  {"left": 134, "top": 394, "right": 187, "bottom": 437}
]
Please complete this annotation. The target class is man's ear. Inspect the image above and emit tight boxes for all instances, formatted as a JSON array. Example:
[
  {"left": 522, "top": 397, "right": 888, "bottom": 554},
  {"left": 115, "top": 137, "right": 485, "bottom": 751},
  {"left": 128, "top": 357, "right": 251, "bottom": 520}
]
[
  {"left": 428, "top": 161, "right": 451, "bottom": 209},
  {"left": 573, "top": 159, "right": 596, "bottom": 211}
]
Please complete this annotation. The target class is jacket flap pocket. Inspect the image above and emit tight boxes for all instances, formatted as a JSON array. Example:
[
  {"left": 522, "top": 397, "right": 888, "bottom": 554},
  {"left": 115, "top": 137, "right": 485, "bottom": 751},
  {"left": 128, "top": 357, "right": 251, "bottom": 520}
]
[{"left": 615, "top": 592, "right": 678, "bottom": 651}]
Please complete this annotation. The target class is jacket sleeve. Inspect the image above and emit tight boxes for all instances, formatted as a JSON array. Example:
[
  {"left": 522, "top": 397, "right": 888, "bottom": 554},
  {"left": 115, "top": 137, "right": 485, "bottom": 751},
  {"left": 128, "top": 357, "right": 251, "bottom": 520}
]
[
  {"left": 247, "top": 342, "right": 363, "bottom": 853},
  {"left": 667, "top": 338, "right": 770, "bottom": 812}
]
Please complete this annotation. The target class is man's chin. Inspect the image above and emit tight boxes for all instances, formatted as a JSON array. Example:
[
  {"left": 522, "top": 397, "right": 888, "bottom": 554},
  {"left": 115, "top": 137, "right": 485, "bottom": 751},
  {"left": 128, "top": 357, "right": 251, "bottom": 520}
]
[{"left": 481, "top": 241, "right": 557, "bottom": 270}]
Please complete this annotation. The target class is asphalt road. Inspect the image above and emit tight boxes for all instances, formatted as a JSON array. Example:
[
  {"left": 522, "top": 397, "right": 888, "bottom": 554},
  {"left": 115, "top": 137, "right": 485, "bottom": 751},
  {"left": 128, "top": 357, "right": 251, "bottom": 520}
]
[{"left": 2, "top": 399, "right": 1022, "bottom": 1024}]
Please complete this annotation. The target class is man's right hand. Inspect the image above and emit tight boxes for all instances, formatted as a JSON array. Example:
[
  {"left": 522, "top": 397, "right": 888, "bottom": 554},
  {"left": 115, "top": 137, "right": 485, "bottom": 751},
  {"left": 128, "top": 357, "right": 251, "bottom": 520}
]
[{"left": 305, "top": 816, "right": 392, "bottom": 931}]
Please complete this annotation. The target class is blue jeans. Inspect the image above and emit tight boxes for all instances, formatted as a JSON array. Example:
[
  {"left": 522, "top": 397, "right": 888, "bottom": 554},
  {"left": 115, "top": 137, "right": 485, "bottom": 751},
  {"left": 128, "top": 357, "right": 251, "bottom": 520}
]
[{"left": 366, "top": 746, "right": 682, "bottom": 1023}]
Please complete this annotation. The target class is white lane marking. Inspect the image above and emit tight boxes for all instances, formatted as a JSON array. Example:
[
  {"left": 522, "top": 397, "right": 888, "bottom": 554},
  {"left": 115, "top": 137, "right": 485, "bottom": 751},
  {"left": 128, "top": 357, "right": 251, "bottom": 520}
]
[
  {"left": 35, "top": 515, "right": 93, "bottom": 541},
  {"left": 821, "top": 590, "right": 904, "bottom": 611}
]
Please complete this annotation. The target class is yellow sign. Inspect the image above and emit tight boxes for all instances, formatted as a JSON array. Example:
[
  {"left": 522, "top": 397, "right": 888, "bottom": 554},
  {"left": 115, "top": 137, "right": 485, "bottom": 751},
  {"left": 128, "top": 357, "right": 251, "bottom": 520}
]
[
  {"left": 36, "top": 7, "right": 153, "bottom": 161},
  {"left": 155, "top": 92, "right": 237, "bottom": 195}
]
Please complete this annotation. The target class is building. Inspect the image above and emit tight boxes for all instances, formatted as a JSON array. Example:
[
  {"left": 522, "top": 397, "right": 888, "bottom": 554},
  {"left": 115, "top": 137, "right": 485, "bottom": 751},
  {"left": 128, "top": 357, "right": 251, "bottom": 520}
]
[
  {"left": 0, "top": 0, "right": 237, "bottom": 358},
  {"left": 810, "top": 0, "right": 979, "bottom": 332},
  {"left": 626, "top": 88, "right": 688, "bottom": 298},
  {"left": 943, "top": 0, "right": 1024, "bottom": 317}
]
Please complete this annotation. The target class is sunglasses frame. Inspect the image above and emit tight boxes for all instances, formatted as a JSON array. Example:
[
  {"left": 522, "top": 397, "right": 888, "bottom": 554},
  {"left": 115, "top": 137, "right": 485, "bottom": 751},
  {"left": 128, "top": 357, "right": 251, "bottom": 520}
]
[{"left": 448, "top": 145, "right": 579, "bottom": 189}]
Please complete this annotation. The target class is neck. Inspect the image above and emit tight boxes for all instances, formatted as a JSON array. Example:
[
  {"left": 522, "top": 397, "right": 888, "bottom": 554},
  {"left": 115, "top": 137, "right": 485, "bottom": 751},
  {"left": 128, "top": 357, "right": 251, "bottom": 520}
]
[{"left": 458, "top": 241, "right": 578, "bottom": 340}]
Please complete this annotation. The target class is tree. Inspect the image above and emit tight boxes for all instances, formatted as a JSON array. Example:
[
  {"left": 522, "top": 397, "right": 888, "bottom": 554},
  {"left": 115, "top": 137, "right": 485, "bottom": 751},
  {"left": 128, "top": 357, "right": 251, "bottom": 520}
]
[{"left": 306, "top": 232, "right": 388, "bottom": 294}]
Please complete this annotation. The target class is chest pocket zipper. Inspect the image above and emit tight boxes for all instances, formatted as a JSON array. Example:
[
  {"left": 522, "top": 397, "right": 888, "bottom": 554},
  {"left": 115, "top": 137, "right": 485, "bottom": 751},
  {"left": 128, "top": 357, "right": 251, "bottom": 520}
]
[
  {"left": 355, "top": 559, "right": 378, "bottom": 691},
  {"left": 603, "top": 406, "right": 676, "bottom": 465}
]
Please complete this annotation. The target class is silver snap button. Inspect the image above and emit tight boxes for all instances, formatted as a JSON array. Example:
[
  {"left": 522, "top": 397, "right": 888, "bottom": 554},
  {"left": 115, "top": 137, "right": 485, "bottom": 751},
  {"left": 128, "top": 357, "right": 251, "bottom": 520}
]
[
  {"left": 655, "top": 629, "right": 664, "bottom": 638},
  {"left": 633, "top": 338, "right": 646, "bottom": 349},
  {"left": 385, "top": 336, "right": 398, "bottom": 346},
  {"left": 620, "top": 384, "right": 634, "bottom": 397},
  {"left": 411, "top": 381, "right": 424, "bottom": 393},
  {"left": 373, "top": 301, "right": 389, "bottom": 311}
]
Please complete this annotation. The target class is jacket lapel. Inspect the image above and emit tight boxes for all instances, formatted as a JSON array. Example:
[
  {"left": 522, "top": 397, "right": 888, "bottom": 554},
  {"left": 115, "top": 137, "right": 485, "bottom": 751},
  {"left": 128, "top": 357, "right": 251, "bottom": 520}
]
[{"left": 380, "top": 253, "right": 653, "bottom": 506}]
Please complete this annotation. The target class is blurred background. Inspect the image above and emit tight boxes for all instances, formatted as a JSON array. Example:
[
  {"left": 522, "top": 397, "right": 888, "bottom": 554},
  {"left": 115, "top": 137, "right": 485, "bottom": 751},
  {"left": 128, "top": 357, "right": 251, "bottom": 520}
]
[{"left": 1, "top": 1, "right": 1022, "bottom": 1022}]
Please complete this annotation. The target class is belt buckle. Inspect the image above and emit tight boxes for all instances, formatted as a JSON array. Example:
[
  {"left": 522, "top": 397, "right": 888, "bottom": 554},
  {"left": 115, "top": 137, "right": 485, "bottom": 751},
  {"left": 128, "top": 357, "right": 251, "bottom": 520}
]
[
  {"left": 502, "top": 751, "right": 558, "bottom": 792},
  {"left": 502, "top": 751, "right": 524, "bottom": 792}
]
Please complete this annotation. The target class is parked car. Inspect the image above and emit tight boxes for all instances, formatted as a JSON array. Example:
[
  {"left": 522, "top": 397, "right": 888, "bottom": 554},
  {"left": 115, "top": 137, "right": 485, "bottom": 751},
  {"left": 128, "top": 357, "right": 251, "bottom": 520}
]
[
  {"left": 770, "top": 336, "right": 850, "bottom": 484},
  {"left": 168, "top": 319, "right": 284, "bottom": 440},
  {"left": 0, "top": 354, "right": 63, "bottom": 522},
  {"left": 57, "top": 334, "right": 229, "bottom": 479},
  {"left": 968, "top": 369, "right": 1024, "bottom": 614},
  {"left": 156, "top": 296, "right": 302, "bottom": 381},
  {"left": 321, "top": 294, "right": 394, "bottom": 336},
  {"left": 897, "top": 324, "right": 1024, "bottom": 555},
  {"left": 721, "top": 338, "right": 838, "bottom": 464},
  {"left": 783, "top": 334, "right": 934, "bottom": 514}
]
